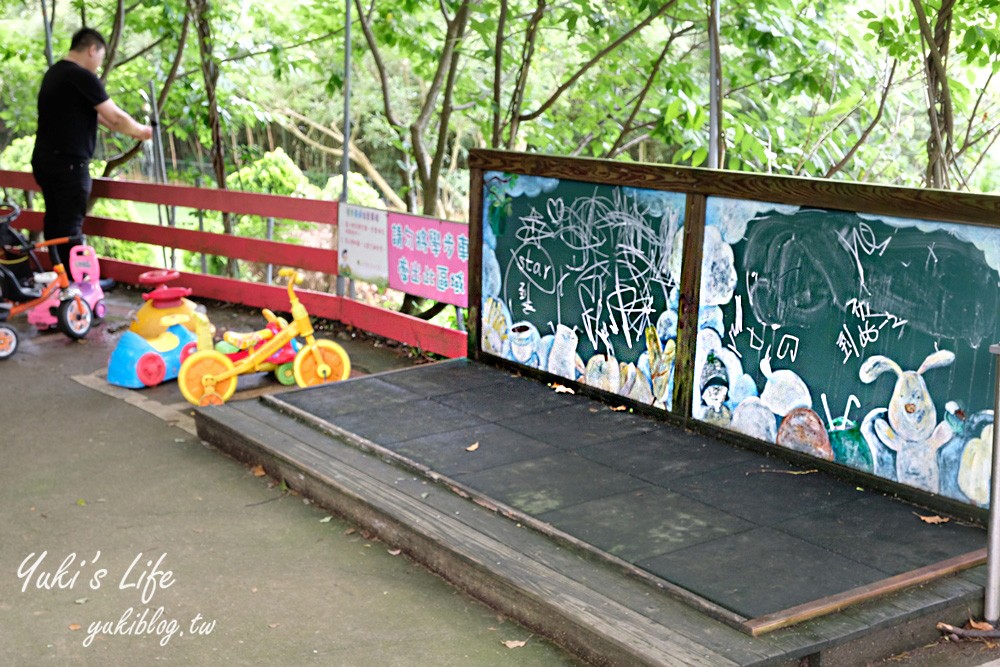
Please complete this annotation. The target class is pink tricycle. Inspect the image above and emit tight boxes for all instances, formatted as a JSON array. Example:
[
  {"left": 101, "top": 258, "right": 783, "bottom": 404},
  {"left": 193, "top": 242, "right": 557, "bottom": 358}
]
[{"left": 27, "top": 244, "right": 105, "bottom": 330}]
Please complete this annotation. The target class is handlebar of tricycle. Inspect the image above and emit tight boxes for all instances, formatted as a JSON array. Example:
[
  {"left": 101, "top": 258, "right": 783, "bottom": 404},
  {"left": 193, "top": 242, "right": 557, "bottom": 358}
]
[
  {"left": 278, "top": 268, "right": 303, "bottom": 284},
  {"left": 0, "top": 200, "right": 22, "bottom": 225}
]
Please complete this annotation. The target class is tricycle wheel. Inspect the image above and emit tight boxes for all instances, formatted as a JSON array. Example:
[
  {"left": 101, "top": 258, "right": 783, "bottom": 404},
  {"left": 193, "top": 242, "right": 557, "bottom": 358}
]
[
  {"left": 58, "top": 297, "right": 93, "bottom": 339},
  {"left": 178, "top": 350, "right": 237, "bottom": 406},
  {"left": 93, "top": 299, "right": 106, "bottom": 320},
  {"left": 275, "top": 362, "right": 296, "bottom": 386},
  {"left": 293, "top": 339, "right": 351, "bottom": 387},
  {"left": 0, "top": 325, "right": 18, "bottom": 360}
]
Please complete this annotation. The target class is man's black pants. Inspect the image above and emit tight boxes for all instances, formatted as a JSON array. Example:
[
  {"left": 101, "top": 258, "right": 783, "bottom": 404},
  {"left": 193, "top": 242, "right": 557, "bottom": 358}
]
[{"left": 31, "top": 158, "right": 91, "bottom": 267}]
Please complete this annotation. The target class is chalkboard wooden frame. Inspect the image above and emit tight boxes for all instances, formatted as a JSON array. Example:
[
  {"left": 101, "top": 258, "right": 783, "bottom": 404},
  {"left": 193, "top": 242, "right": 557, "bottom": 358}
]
[{"left": 468, "top": 148, "right": 1000, "bottom": 522}]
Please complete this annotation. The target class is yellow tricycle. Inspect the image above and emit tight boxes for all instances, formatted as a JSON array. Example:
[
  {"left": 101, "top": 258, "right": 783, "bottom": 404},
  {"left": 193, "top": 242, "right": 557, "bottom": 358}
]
[{"left": 178, "top": 268, "right": 350, "bottom": 406}]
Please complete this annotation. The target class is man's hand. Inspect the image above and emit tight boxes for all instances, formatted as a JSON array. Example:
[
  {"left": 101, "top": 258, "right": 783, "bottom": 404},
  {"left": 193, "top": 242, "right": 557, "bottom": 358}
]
[{"left": 138, "top": 124, "right": 154, "bottom": 141}]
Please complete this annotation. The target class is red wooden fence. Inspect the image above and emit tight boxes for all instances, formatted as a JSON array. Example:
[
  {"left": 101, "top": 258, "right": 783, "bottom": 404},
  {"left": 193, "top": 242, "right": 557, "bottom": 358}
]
[{"left": 0, "top": 170, "right": 467, "bottom": 358}]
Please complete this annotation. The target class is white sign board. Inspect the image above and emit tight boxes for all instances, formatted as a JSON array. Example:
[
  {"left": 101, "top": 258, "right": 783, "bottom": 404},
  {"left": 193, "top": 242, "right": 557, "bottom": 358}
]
[{"left": 338, "top": 203, "right": 389, "bottom": 286}]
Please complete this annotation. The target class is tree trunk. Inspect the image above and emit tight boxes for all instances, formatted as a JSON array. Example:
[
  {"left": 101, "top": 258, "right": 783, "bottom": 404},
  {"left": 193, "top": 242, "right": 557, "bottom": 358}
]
[
  {"left": 190, "top": 0, "right": 235, "bottom": 275},
  {"left": 911, "top": 0, "right": 955, "bottom": 189},
  {"left": 39, "top": 0, "right": 54, "bottom": 67}
]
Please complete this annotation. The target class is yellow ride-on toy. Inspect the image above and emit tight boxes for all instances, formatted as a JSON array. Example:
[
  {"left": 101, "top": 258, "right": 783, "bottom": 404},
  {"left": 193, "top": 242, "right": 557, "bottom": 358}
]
[{"left": 178, "top": 268, "right": 350, "bottom": 406}]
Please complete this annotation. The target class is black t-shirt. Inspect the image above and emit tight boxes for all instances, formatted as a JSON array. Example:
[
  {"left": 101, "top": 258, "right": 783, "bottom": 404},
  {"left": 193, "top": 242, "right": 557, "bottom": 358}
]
[{"left": 32, "top": 60, "right": 110, "bottom": 163}]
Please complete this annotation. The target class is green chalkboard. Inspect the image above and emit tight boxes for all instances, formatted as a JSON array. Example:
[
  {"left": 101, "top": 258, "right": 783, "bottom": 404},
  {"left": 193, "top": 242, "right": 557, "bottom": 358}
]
[
  {"left": 480, "top": 171, "right": 686, "bottom": 410},
  {"left": 693, "top": 196, "right": 1000, "bottom": 507}
]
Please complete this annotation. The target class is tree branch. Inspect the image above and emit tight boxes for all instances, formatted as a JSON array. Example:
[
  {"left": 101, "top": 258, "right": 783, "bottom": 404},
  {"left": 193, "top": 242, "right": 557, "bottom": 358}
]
[
  {"left": 100, "top": 9, "right": 190, "bottom": 179},
  {"left": 428, "top": 1, "right": 471, "bottom": 216},
  {"left": 275, "top": 108, "right": 408, "bottom": 211},
  {"left": 353, "top": 0, "right": 403, "bottom": 130},
  {"left": 961, "top": 125, "right": 1000, "bottom": 187},
  {"left": 960, "top": 69, "right": 995, "bottom": 153},
  {"left": 409, "top": 1, "right": 469, "bottom": 202},
  {"left": 101, "top": 140, "right": 145, "bottom": 177},
  {"left": 518, "top": 0, "right": 678, "bottom": 123},
  {"left": 505, "top": 0, "right": 546, "bottom": 148},
  {"left": 115, "top": 35, "right": 167, "bottom": 68},
  {"left": 491, "top": 0, "right": 509, "bottom": 147},
  {"left": 158, "top": 9, "right": 190, "bottom": 112},
  {"left": 100, "top": 0, "right": 126, "bottom": 82},
  {"left": 606, "top": 28, "right": 682, "bottom": 157},
  {"left": 217, "top": 30, "right": 343, "bottom": 66},
  {"left": 824, "top": 60, "right": 896, "bottom": 178}
]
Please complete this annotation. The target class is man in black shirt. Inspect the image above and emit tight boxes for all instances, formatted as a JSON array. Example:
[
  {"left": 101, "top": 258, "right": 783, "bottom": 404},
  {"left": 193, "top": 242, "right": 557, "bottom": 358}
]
[{"left": 31, "top": 27, "right": 153, "bottom": 267}]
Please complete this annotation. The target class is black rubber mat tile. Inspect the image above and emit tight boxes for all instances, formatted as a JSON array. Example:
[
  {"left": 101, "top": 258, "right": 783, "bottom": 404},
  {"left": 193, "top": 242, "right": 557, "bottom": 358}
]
[
  {"left": 539, "top": 486, "right": 754, "bottom": 563},
  {"left": 504, "top": 402, "right": 660, "bottom": 450},
  {"left": 638, "top": 527, "right": 888, "bottom": 618},
  {"left": 378, "top": 359, "right": 514, "bottom": 397},
  {"left": 432, "top": 375, "right": 580, "bottom": 420},
  {"left": 666, "top": 461, "right": 861, "bottom": 526},
  {"left": 453, "top": 452, "right": 647, "bottom": 515},
  {"left": 330, "top": 398, "right": 487, "bottom": 444},
  {"left": 577, "top": 426, "right": 759, "bottom": 486},
  {"left": 279, "top": 377, "right": 424, "bottom": 417},
  {"left": 779, "top": 495, "right": 986, "bottom": 575},
  {"left": 390, "top": 423, "right": 560, "bottom": 476}
]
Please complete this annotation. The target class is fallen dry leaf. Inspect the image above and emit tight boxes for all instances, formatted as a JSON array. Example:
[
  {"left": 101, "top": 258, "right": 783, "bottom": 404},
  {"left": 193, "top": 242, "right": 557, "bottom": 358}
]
[
  {"left": 503, "top": 639, "right": 527, "bottom": 649},
  {"left": 611, "top": 405, "right": 627, "bottom": 411},
  {"left": 388, "top": 548, "right": 402, "bottom": 556},
  {"left": 466, "top": 442, "right": 480, "bottom": 452},
  {"left": 268, "top": 623, "right": 280, "bottom": 629},
  {"left": 914, "top": 513, "right": 950, "bottom": 525},
  {"left": 69, "top": 624, "right": 82, "bottom": 631},
  {"left": 970, "top": 619, "right": 995, "bottom": 631},
  {"left": 250, "top": 465, "right": 267, "bottom": 477},
  {"left": 549, "top": 383, "right": 575, "bottom": 394}
]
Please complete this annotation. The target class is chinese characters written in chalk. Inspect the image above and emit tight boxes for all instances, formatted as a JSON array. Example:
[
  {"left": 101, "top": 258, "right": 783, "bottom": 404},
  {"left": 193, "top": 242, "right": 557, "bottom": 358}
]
[{"left": 836, "top": 298, "right": 908, "bottom": 363}]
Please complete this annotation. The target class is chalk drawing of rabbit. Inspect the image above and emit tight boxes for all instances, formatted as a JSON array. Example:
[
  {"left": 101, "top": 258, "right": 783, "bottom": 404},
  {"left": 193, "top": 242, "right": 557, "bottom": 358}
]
[{"left": 859, "top": 350, "right": 956, "bottom": 493}]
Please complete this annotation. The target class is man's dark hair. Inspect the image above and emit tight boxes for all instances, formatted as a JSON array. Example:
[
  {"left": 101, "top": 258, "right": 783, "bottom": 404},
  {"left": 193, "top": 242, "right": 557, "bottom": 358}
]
[{"left": 70, "top": 28, "right": 107, "bottom": 52}]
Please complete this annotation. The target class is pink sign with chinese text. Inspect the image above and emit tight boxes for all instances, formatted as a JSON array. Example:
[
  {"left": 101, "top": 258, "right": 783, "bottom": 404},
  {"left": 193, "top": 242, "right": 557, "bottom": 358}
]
[{"left": 387, "top": 212, "right": 469, "bottom": 307}]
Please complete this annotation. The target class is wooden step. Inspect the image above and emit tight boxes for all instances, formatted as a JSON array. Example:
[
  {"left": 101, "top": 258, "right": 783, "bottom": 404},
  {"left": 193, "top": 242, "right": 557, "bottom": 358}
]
[{"left": 194, "top": 396, "right": 986, "bottom": 667}]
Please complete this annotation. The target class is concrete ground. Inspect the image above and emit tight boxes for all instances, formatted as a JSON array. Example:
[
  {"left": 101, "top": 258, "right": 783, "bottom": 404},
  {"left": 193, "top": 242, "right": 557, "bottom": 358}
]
[
  {"left": 2, "top": 284, "right": 999, "bottom": 666},
  {"left": 0, "top": 286, "right": 577, "bottom": 666}
]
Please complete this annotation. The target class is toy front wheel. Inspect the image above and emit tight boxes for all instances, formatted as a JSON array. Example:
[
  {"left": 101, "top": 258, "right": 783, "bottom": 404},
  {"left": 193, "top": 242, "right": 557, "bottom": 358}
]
[
  {"left": 179, "top": 341, "right": 199, "bottom": 363},
  {"left": 58, "top": 298, "right": 93, "bottom": 339},
  {"left": 136, "top": 352, "right": 167, "bottom": 387},
  {"left": 0, "top": 325, "right": 18, "bottom": 360},
  {"left": 179, "top": 350, "right": 237, "bottom": 406},
  {"left": 293, "top": 340, "right": 350, "bottom": 388}
]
